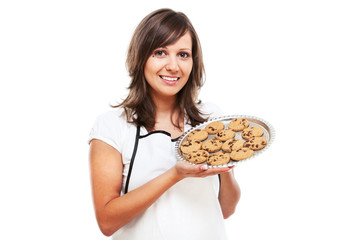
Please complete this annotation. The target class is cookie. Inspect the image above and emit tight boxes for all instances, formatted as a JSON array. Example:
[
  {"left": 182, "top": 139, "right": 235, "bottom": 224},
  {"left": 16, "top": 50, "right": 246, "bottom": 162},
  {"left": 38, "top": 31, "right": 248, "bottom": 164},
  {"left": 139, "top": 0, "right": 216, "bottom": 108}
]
[
  {"left": 186, "top": 150, "right": 210, "bottom": 164},
  {"left": 187, "top": 129, "right": 209, "bottom": 141},
  {"left": 215, "top": 129, "right": 236, "bottom": 142},
  {"left": 230, "top": 147, "right": 254, "bottom": 161},
  {"left": 241, "top": 126, "right": 264, "bottom": 140},
  {"left": 180, "top": 140, "right": 202, "bottom": 154},
  {"left": 244, "top": 137, "right": 267, "bottom": 150},
  {"left": 205, "top": 121, "right": 225, "bottom": 134},
  {"left": 228, "top": 118, "right": 249, "bottom": 131},
  {"left": 222, "top": 138, "right": 244, "bottom": 152},
  {"left": 207, "top": 152, "right": 231, "bottom": 166},
  {"left": 202, "top": 139, "right": 222, "bottom": 153}
]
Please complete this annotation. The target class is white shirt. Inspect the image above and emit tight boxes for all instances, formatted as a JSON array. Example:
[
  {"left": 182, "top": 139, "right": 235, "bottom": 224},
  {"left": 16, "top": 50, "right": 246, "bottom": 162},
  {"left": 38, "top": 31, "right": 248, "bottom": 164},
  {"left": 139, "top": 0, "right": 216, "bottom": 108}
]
[{"left": 89, "top": 102, "right": 228, "bottom": 240}]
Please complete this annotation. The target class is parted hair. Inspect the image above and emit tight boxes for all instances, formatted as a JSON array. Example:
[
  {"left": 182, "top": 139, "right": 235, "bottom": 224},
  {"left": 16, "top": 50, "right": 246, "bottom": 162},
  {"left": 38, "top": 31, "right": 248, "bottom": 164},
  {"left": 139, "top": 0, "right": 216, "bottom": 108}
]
[{"left": 114, "top": 8, "right": 208, "bottom": 130}]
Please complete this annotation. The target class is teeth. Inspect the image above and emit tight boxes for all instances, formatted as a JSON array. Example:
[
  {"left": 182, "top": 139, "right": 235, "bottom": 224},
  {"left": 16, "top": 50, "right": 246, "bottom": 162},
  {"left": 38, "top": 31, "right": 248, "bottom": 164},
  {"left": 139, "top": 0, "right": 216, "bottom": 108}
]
[{"left": 161, "top": 76, "right": 179, "bottom": 81}]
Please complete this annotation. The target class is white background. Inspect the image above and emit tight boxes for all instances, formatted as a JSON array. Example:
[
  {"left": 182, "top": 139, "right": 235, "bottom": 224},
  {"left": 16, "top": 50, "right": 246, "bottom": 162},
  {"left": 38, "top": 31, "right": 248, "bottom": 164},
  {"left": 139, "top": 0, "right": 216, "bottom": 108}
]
[{"left": 1, "top": 0, "right": 359, "bottom": 239}]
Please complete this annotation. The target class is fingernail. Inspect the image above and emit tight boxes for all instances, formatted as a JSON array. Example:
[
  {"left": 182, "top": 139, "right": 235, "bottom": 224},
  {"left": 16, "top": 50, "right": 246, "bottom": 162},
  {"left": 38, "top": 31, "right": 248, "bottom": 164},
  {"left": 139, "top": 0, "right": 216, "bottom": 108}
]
[{"left": 200, "top": 165, "right": 208, "bottom": 170}]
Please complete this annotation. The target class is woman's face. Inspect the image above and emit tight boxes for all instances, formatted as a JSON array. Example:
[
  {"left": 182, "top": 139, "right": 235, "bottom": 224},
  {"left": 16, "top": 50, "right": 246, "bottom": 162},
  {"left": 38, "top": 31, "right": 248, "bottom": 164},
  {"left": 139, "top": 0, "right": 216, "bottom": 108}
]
[{"left": 144, "top": 32, "right": 193, "bottom": 100}]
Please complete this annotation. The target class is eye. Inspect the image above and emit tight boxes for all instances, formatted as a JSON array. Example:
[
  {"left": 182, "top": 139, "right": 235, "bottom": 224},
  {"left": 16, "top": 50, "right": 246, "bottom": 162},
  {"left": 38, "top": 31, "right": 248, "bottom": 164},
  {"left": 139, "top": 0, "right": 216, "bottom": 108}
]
[
  {"left": 179, "top": 52, "right": 191, "bottom": 58},
  {"left": 154, "top": 50, "right": 167, "bottom": 56}
]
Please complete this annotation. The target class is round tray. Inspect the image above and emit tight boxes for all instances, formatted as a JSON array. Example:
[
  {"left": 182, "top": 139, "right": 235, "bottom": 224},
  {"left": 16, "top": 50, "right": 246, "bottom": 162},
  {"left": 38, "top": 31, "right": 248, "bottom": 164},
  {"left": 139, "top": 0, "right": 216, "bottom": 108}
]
[{"left": 175, "top": 115, "right": 275, "bottom": 168}]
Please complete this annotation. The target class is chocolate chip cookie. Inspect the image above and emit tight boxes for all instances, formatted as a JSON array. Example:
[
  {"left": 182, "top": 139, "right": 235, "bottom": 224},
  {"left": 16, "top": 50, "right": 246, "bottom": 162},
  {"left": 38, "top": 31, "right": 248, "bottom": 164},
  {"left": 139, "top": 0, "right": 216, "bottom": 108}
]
[
  {"left": 187, "top": 129, "right": 209, "bottom": 141},
  {"left": 180, "top": 140, "right": 202, "bottom": 154},
  {"left": 205, "top": 121, "right": 225, "bottom": 134},
  {"left": 207, "top": 152, "right": 231, "bottom": 166},
  {"left": 244, "top": 137, "right": 267, "bottom": 150},
  {"left": 186, "top": 150, "right": 210, "bottom": 164},
  {"left": 230, "top": 147, "right": 254, "bottom": 161},
  {"left": 202, "top": 139, "right": 223, "bottom": 153},
  {"left": 222, "top": 138, "right": 244, "bottom": 152},
  {"left": 241, "top": 126, "right": 264, "bottom": 140},
  {"left": 228, "top": 118, "right": 249, "bottom": 131},
  {"left": 215, "top": 129, "right": 236, "bottom": 142}
]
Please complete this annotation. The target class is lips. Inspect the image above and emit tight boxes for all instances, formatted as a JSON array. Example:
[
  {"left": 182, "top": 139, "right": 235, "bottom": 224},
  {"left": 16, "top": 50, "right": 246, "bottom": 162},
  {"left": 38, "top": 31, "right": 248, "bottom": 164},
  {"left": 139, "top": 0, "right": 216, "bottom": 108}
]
[{"left": 160, "top": 75, "right": 180, "bottom": 81}]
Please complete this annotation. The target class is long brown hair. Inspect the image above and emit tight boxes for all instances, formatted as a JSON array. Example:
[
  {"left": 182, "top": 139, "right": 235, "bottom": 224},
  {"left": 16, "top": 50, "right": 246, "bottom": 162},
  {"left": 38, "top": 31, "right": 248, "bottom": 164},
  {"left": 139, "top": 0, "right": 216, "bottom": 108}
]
[{"left": 114, "top": 8, "right": 208, "bottom": 130}]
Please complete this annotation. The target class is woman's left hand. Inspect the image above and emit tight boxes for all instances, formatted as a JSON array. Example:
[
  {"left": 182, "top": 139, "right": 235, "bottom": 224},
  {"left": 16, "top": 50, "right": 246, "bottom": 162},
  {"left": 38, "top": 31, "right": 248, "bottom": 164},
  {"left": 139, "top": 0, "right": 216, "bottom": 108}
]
[{"left": 173, "top": 160, "right": 234, "bottom": 180}]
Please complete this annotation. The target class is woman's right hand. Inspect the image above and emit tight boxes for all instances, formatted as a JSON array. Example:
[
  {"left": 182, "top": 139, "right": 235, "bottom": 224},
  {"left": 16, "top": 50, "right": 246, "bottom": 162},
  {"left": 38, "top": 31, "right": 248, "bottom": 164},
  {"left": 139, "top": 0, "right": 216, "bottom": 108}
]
[{"left": 173, "top": 160, "right": 234, "bottom": 180}]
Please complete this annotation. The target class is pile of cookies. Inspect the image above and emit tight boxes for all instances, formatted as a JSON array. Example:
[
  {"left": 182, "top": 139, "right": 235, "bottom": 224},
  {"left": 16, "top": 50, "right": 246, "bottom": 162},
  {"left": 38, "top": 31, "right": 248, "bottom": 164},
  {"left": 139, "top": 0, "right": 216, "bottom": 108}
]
[{"left": 180, "top": 118, "right": 268, "bottom": 166}]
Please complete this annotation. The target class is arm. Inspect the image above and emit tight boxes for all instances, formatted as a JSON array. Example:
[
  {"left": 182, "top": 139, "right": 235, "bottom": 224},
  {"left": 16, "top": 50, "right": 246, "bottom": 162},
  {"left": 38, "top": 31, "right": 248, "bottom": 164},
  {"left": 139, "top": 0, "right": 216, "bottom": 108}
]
[
  {"left": 89, "top": 139, "right": 232, "bottom": 236},
  {"left": 218, "top": 169, "right": 241, "bottom": 219}
]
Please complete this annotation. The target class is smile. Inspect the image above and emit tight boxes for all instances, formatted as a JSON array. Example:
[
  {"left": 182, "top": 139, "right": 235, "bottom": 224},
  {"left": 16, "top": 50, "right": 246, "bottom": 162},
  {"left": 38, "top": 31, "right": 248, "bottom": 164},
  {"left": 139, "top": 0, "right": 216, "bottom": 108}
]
[{"left": 160, "top": 75, "right": 180, "bottom": 81}]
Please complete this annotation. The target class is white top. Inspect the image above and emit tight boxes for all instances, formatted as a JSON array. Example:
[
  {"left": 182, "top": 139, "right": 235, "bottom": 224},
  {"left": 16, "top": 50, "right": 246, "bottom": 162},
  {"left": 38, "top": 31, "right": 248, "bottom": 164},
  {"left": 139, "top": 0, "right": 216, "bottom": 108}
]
[{"left": 89, "top": 102, "right": 228, "bottom": 240}]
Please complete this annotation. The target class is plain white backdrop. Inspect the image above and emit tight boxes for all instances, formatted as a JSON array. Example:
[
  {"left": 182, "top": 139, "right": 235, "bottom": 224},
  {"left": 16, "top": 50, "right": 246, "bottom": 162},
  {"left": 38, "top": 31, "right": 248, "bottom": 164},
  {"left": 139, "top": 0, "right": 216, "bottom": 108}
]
[{"left": 1, "top": 0, "right": 359, "bottom": 239}]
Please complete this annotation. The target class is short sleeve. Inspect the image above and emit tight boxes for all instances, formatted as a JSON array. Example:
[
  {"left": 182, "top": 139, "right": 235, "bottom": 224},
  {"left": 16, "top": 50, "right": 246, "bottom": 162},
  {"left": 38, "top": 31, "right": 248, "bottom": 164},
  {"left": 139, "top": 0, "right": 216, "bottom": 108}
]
[{"left": 88, "top": 110, "right": 126, "bottom": 153}]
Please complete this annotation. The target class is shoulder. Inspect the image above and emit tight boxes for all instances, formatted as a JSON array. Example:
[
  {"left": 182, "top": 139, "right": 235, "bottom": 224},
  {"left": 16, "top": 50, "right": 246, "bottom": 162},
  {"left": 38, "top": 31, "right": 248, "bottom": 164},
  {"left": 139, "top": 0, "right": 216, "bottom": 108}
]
[
  {"left": 89, "top": 107, "right": 135, "bottom": 153},
  {"left": 197, "top": 101, "right": 224, "bottom": 119}
]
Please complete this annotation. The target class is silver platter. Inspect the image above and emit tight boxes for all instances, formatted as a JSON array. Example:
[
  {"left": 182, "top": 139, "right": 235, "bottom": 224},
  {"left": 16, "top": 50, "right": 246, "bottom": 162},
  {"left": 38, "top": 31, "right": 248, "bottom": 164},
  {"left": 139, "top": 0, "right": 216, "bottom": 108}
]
[{"left": 175, "top": 115, "right": 275, "bottom": 168}]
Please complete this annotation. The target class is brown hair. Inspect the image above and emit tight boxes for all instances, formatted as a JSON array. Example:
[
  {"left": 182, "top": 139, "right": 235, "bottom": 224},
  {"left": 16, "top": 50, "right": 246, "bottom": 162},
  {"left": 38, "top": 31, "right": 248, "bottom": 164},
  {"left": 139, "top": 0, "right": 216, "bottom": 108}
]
[{"left": 114, "top": 8, "right": 207, "bottom": 130}]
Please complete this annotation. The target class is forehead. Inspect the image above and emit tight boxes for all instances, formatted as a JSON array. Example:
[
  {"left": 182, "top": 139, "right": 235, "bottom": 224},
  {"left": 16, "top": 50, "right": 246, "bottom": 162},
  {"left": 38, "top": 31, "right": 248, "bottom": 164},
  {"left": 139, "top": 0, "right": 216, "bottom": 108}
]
[{"left": 162, "top": 32, "right": 192, "bottom": 49}]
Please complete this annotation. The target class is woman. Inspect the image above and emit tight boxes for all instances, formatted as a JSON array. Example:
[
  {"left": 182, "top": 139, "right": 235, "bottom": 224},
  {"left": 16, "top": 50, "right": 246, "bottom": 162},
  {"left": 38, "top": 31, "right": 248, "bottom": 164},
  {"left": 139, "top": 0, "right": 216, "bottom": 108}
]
[{"left": 89, "top": 8, "right": 240, "bottom": 240}]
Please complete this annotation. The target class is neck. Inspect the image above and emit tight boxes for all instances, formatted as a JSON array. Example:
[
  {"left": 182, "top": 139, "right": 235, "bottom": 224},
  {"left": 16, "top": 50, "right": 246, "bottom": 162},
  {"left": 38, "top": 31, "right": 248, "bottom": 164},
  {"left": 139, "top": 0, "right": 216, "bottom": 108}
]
[
  {"left": 150, "top": 93, "right": 183, "bottom": 131},
  {"left": 150, "top": 91, "right": 178, "bottom": 116}
]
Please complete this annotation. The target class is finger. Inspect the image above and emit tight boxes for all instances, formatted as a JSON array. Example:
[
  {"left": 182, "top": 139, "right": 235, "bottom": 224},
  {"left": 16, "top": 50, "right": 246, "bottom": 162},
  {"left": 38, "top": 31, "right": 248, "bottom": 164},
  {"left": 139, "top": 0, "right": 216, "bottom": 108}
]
[
  {"left": 198, "top": 167, "right": 233, "bottom": 177},
  {"left": 199, "top": 164, "right": 208, "bottom": 170},
  {"left": 182, "top": 162, "right": 208, "bottom": 173},
  {"left": 226, "top": 166, "right": 235, "bottom": 172},
  {"left": 186, "top": 164, "right": 207, "bottom": 172}
]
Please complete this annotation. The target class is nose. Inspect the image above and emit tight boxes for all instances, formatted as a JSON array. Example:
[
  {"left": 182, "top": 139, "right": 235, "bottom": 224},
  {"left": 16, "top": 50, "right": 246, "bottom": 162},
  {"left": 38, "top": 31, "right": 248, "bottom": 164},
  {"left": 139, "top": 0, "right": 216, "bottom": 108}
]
[{"left": 165, "top": 55, "right": 179, "bottom": 72}]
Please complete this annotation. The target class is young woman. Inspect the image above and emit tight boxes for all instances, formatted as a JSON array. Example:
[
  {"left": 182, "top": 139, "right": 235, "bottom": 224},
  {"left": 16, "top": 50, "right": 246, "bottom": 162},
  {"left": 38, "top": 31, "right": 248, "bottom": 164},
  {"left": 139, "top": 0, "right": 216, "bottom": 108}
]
[{"left": 89, "top": 8, "right": 240, "bottom": 240}]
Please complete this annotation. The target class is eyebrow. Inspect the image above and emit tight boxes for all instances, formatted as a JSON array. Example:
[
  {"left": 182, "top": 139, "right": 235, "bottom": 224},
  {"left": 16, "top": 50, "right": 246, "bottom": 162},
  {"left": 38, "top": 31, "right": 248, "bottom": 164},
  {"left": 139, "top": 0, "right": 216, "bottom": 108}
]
[{"left": 157, "top": 47, "right": 191, "bottom": 51}]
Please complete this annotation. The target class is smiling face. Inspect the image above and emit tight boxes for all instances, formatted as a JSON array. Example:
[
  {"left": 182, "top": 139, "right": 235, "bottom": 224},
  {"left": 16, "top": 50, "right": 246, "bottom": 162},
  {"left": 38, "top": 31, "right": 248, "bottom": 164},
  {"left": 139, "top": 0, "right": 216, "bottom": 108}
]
[{"left": 144, "top": 32, "right": 193, "bottom": 100}]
